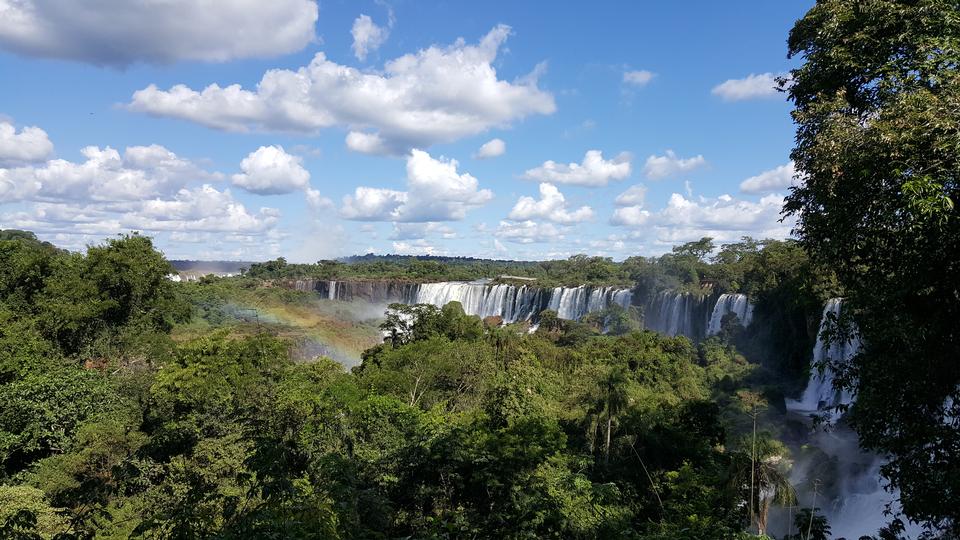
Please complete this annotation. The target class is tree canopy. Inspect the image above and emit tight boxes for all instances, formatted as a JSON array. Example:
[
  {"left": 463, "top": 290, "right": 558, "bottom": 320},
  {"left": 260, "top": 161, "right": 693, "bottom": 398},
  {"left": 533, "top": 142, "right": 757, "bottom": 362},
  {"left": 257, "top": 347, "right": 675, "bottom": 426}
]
[{"left": 784, "top": 0, "right": 960, "bottom": 531}]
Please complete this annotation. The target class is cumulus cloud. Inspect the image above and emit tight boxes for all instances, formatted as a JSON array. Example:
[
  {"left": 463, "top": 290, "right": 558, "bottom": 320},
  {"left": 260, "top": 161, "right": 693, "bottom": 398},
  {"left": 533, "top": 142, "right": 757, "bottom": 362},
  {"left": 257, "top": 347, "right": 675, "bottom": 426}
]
[
  {"left": 351, "top": 14, "right": 390, "bottom": 61},
  {"left": 345, "top": 131, "right": 394, "bottom": 155},
  {"left": 474, "top": 138, "right": 506, "bottom": 159},
  {"left": 0, "top": 144, "right": 221, "bottom": 203},
  {"left": 508, "top": 183, "right": 593, "bottom": 224},
  {"left": 2, "top": 185, "right": 279, "bottom": 237},
  {"left": 610, "top": 206, "right": 651, "bottom": 227},
  {"left": 0, "top": 0, "right": 318, "bottom": 67},
  {"left": 0, "top": 134, "right": 283, "bottom": 257},
  {"left": 494, "top": 220, "right": 562, "bottom": 244},
  {"left": 0, "top": 120, "right": 53, "bottom": 165},
  {"left": 611, "top": 191, "right": 792, "bottom": 245},
  {"left": 712, "top": 73, "right": 782, "bottom": 101},
  {"left": 232, "top": 145, "right": 310, "bottom": 195},
  {"left": 614, "top": 184, "right": 647, "bottom": 207},
  {"left": 230, "top": 145, "right": 331, "bottom": 210},
  {"left": 128, "top": 25, "right": 556, "bottom": 153},
  {"left": 522, "top": 150, "right": 631, "bottom": 187},
  {"left": 655, "top": 192, "right": 791, "bottom": 240},
  {"left": 739, "top": 161, "right": 800, "bottom": 193},
  {"left": 623, "top": 70, "right": 655, "bottom": 87},
  {"left": 392, "top": 239, "right": 441, "bottom": 255},
  {"left": 135, "top": 185, "right": 280, "bottom": 232},
  {"left": 305, "top": 188, "right": 333, "bottom": 210},
  {"left": 609, "top": 184, "right": 650, "bottom": 227},
  {"left": 341, "top": 149, "right": 492, "bottom": 222},
  {"left": 642, "top": 150, "right": 706, "bottom": 179}
]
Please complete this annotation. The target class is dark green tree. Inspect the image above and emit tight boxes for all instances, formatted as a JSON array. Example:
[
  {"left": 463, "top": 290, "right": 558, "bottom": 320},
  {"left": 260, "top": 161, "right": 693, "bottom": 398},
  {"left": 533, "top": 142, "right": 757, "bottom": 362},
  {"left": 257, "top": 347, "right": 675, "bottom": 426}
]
[{"left": 784, "top": 0, "right": 960, "bottom": 530}]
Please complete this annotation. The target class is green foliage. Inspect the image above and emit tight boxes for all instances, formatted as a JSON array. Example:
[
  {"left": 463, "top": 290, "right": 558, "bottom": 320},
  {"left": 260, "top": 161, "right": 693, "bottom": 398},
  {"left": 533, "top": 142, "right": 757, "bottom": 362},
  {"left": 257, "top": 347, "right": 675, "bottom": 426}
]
[
  {"left": 784, "top": 508, "right": 830, "bottom": 540},
  {"left": 0, "top": 367, "right": 125, "bottom": 476},
  {"left": 784, "top": 0, "right": 960, "bottom": 530},
  {"left": 0, "top": 485, "right": 68, "bottom": 539},
  {"left": 0, "top": 229, "right": 816, "bottom": 537}
]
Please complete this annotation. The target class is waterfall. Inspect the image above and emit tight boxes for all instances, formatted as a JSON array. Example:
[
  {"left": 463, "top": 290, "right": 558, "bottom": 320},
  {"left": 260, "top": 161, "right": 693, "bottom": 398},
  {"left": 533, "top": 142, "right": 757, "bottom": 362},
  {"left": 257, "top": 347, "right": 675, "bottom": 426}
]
[
  {"left": 786, "top": 298, "right": 858, "bottom": 422},
  {"left": 644, "top": 291, "right": 712, "bottom": 340},
  {"left": 414, "top": 281, "right": 630, "bottom": 323},
  {"left": 777, "top": 298, "right": 922, "bottom": 538},
  {"left": 706, "top": 293, "right": 755, "bottom": 335}
]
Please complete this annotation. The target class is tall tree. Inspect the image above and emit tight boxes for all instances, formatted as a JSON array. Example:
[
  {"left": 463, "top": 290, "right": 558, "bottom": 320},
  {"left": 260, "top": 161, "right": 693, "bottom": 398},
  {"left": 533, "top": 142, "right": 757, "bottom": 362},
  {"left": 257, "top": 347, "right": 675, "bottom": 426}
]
[{"left": 783, "top": 0, "right": 960, "bottom": 531}]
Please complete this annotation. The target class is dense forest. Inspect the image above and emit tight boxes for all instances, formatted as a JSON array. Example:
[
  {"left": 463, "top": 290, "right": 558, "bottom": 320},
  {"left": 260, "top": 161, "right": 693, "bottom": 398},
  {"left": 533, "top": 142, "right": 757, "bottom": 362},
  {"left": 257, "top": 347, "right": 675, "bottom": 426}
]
[
  {"left": 0, "top": 224, "right": 928, "bottom": 539},
  {"left": 0, "top": 229, "right": 853, "bottom": 539},
  {"left": 2, "top": 0, "right": 959, "bottom": 538}
]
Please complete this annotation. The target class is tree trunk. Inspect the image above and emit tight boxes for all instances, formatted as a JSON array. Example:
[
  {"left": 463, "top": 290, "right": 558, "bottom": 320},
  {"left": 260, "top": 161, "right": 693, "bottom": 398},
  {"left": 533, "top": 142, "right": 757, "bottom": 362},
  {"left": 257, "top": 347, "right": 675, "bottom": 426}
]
[
  {"left": 605, "top": 411, "right": 612, "bottom": 464},
  {"left": 750, "top": 411, "right": 757, "bottom": 533}
]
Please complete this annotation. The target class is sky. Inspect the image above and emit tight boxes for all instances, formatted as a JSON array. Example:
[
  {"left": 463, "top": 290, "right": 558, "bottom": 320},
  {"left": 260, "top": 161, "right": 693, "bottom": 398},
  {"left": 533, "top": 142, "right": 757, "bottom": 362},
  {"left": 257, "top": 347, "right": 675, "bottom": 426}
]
[{"left": 0, "top": 0, "right": 813, "bottom": 262}]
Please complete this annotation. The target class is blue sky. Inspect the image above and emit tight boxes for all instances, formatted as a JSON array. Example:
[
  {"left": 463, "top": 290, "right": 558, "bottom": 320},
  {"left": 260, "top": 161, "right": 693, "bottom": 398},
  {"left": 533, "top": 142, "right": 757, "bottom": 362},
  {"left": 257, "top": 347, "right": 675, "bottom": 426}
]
[{"left": 0, "top": 0, "right": 812, "bottom": 261}]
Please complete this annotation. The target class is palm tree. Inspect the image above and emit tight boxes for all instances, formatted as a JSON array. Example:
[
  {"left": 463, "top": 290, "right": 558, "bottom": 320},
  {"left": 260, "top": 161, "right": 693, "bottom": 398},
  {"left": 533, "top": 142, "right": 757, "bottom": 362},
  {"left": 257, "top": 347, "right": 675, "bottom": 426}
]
[
  {"left": 755, "top": 450, "right": 797, "bottom": 535},
  {"left": 600, "top": 366, "right": 630, "bottom": 464},
  {"left": 729, "top": 433, "right": 797, "bottom": 535}
]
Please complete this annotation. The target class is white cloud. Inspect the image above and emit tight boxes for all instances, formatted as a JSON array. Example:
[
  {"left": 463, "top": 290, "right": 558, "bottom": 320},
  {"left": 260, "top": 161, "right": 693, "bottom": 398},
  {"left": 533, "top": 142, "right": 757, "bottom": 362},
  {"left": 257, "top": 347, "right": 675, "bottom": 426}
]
[
  {"left": 712, "top": 73, "right": 781, "bottom": 101},
  {"left": 230, "top": 145, "right": 330, "bottom": 211},
  {"left": 474, "top": 138, "right": 506, "bottom": 159},
  {"left": 0, "top": 0, "right": 318, "bottom": 67},
  {"left": 392, "top": 239, "right": 441, "bottom": 255},
  {"left": 232, "top": 145, "right": 310, "bottom": 195},
  {"left": 341, "top": 149, "right": 492, "bottom": 222},
  {"left": 614, "top": 184, "right": 647, "bottom": 207},
  {"left": 341, "top": 187, "right": 407, "bottom": 221},
  {"left": 351, "top": 14, "right": 390, "bottom": 61},
  {"left": 522, "top": 150, "right": 631, "bottom": 187},
  {"left": 494, "top": 220, "right": 562, "bottom": 244},
  {"left": 345, "top": 131, "right": 393, "bottom": 155},
  {"left": 390, "top": 222, "right": 456, "bottom": 240},
  {"left": 623, "top": 70, "right": 655, "bottom": 87},
  {"left": 2, "top": 185, "right": 279, "bottom": 237},
  {"left": 508, "top": 183, "right": 593, "bottom": 224},
  {"left": 0, "top": 144, "right": 221, "bottom": 203},
  {"left": 739, "top": 162, "right": 799, "bottom": 193},
  {"left": 136, "top": 185, "right": 279, "bottom": 232},
  {"left": 305, "top": 188, "right": 333, "bottom": 210},
  {"left": 0, "top": 130, "right": 284, "bottom": 256},
  {"left": 0, "top": 120, "right": 53, "bottom": 165},
  {"left": 610, "top": 206, "right": 651, "bottom": 227},
  {"left": 613, "top": 192, "right": 793, "bottom": 245},
  {"left": 128, "top": 25, "right": 555, "bottom": 153},
  {"left": 642, "top": 150, "right": 706, "bottom": 179},
  {"left": 610, "top": 184, "right": 649, "bottom": 227},
  {"left": 659, "top": 192, "right": 784, "bottom": 230}
]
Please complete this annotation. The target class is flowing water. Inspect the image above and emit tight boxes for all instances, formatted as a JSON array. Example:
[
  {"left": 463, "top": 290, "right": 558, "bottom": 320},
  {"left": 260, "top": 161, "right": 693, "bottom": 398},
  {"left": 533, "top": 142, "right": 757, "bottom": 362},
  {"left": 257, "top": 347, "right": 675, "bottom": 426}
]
[
  {"left": 706, "top": 293, "right": 755, "bottom": 335},
  {"left": 783, "top": 298, "right": 922, "bottom": 538},
  {"left": 295, "top": 279, "right": 633, "bottom": 323}
]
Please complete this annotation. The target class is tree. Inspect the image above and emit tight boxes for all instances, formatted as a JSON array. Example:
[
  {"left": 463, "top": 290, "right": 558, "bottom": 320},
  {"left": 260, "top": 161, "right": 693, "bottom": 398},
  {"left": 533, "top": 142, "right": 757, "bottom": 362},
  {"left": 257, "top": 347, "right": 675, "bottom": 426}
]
[
  {"left": 596, "top": 367, "right": 630, "bottom": 465},
  {"left": 672, "top": 237, "right": 715, "bottom": 262},
  {"left": 784, "top": 507, "right": 830, "bottom": 540},
  {"left": 783, "top": 1, "right": 960, "bottom": 530}
]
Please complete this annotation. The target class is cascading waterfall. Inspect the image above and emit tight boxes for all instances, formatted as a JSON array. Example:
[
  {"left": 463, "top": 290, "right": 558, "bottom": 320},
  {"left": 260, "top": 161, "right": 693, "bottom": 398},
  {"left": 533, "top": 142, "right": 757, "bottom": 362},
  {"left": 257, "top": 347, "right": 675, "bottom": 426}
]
[
  {"left": 415, "top": 280, "right": 631, "bottom": 322},
  {"left": 294, "top": 279, "right": 633, "bottom": 323},
  {"left": 778, "top": 298, "right": 922, "bottom": 539},
  {"left": 706, "top": 293, "right": 754, "bottom": 335},
  {"left": 786, "top": 298, "right": 857, "bottom": 421},
  {"left": 327, "top": 280, "right": 337, "bottom": 300},
  {"left": 644, "top": 291, "right": 712, "bottom": 340}
]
